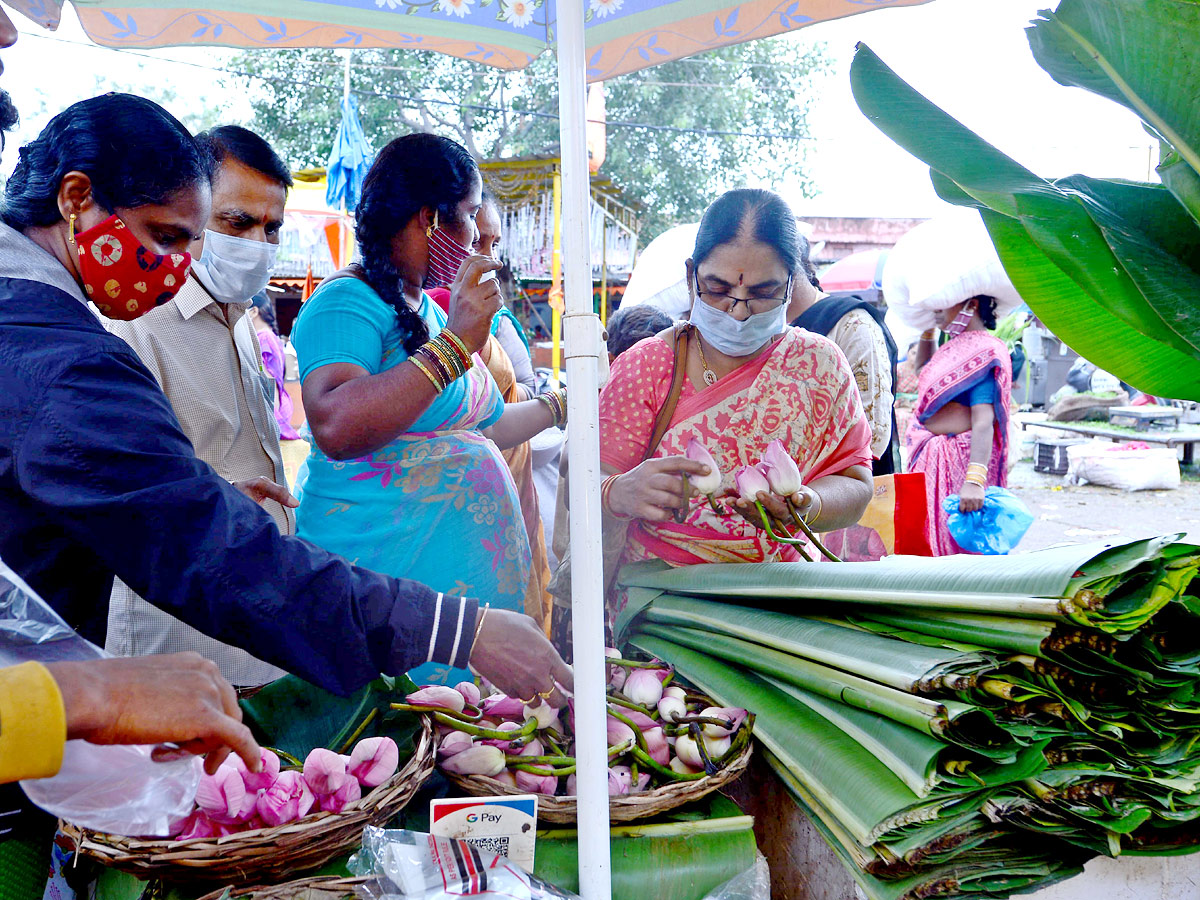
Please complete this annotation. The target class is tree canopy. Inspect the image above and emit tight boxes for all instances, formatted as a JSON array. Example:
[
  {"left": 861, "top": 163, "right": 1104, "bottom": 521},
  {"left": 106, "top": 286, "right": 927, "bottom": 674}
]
[{"left": 232, "top": 38, "right": 830, "bottom": 240}]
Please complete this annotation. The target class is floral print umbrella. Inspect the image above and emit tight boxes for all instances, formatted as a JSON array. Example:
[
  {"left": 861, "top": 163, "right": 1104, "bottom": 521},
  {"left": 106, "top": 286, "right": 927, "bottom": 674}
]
[{"left": 12, "top": 0, "right": 930, "bottom": 81}]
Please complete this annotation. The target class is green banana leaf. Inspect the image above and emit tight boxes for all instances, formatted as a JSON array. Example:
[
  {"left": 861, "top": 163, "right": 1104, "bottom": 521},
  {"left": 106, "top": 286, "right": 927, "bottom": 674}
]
[
  {"left": 849, "top": 38, "right": 1200, "bottom": 399},
  {"left": 1026, "top": 0, "right": 1200, "bottom": 208}
]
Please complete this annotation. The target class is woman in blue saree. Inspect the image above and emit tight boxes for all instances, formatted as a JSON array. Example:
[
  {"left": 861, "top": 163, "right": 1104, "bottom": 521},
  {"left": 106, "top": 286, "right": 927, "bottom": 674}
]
[{"left": 292, "top": 134, "right": 564, "bottom": 682}]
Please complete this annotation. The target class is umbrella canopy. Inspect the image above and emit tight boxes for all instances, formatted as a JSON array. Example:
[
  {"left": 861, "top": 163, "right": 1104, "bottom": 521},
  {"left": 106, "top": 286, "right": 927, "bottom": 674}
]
[
  {"left": 325, "top": 93, "right": 373, "bottom": 213},
  {"left": 15, "top": 0, "right": 932, "bottom": 81},
  {"left": 819, "top": 248, "right": 887, "bottom": 292}
]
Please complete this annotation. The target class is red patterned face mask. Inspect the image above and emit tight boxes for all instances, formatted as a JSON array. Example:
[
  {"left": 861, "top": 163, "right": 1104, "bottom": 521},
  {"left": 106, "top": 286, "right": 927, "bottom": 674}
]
[
  {"left": 425, "top": 210, "right": 473, "bottom": 289},
  {"left": 71, "top": 214, "right": 192, "bottom": 320}
]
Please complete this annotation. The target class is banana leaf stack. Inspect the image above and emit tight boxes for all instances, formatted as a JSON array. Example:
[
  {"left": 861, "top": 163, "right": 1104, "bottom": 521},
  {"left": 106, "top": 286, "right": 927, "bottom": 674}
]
[{"left": 614, "top": 535, "right": 1200, "bottom": 899}]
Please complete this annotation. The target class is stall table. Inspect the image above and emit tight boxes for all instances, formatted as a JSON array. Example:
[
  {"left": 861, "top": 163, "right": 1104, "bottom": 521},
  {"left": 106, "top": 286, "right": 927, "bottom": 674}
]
[{"left": 1019, "top": 419, "right": 1200, "bottom": 466}]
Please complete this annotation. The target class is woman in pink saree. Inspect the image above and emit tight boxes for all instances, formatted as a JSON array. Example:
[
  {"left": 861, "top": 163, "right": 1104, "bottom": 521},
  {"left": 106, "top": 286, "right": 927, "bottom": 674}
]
[
  {"left": 598, "top": 189, "right": 874, "bottom": 622},
  {"left": 907, "top": 296, "right": 1012, "bottom": 556}
]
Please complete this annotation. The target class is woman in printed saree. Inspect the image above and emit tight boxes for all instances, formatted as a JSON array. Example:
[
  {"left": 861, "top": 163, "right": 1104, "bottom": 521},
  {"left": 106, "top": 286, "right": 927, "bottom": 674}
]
[
  {"left": 597, "top": 189, "right": 875, "bottom": 622},
  {"left": 291, "top": 134, "right": 564, "bottom": 680},
  {"left": 883, "top": 211, "right": 1022, "bottom": 556}
]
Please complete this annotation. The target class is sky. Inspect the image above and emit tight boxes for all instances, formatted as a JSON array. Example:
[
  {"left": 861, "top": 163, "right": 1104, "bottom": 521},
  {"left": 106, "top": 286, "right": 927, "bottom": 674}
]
[{"left": 0, "top": 0, "right": 1157, "bottom": 219}]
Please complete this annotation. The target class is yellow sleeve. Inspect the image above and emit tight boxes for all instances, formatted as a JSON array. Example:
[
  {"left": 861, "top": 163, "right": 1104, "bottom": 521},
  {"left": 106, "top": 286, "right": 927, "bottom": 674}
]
[{"left": 0, "top": 662, "right": 67, "bottom": 783}]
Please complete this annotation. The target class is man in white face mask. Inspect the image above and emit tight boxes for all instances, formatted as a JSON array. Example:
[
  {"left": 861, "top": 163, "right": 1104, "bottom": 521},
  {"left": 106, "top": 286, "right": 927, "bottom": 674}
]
[{"left": 106, "top": 126, "right": 296, "bottom": 688}]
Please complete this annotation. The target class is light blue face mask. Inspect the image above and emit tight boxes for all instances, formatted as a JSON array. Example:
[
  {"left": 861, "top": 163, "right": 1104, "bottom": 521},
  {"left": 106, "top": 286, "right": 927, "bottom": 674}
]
[{"left": 688, "top": 288, "right": 790, "bottom": 357}]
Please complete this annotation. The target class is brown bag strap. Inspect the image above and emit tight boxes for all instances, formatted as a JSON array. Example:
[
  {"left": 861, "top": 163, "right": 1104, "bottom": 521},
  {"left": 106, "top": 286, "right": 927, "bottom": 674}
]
[{"left": 643, "top": 323, "right": 691, "bottom": 462}]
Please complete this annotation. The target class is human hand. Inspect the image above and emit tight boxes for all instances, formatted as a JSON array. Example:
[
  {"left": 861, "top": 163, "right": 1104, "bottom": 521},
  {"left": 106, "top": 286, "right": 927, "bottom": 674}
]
[
  {"left": 232, "top": 476, "right": 299, "bottom": 509},
  {"left": 731, "top": 486, "right": 815, "bottom": 532},
  {"left": 446, "top": 256, "right": 504, "bottom": 353},
  {"left": 959, "top": 481, "right": 985, "bottom": 513},
  {"left": 606, "top": 457, "right": 713, "bottom": 522},
  {"left": 45, "top": 654, "right": 261, "bottom": 775},
  {"left": 469, "top": 609, "right": 573, "bottom": 708}
]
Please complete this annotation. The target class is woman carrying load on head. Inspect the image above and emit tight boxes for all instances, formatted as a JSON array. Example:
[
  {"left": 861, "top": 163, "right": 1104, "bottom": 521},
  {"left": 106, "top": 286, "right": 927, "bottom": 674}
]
[
  {"left": 883, "top": 212, "right": 1020, "bottom": 556},
  {"left": 595, "top": 188, "right": 875, "bottom": 627}
]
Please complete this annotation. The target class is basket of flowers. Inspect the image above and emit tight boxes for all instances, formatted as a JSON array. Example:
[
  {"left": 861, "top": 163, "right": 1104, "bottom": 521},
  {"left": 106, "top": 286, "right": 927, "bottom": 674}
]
[
  {"left": 393, "top": 654, "right": 753, "bottom": 824},
  {"left": 61, "top": 677, "right": 436, "bottom": 884}
]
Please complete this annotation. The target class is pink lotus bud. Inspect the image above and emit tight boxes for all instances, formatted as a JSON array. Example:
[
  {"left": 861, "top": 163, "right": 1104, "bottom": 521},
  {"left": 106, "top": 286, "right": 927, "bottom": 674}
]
[
  {"left": 608, "top": 766, "right": 632, "bottom": 796},
  {"left": 734, "top": 465, "right": 770, "bottom": 502},
  {"left": 196, "top": 764, "right": 250, "bottom": 823},
  {"left": 319, "top": 774, "right": 362, "bottom": 813},
  {"left": 670, "top": 756, "right": 702, "bottom": 776},
  {"left": 515, "top": 768, "right": 558, "bottom": 795},
  {"left": 256, "top": 770, "right": 314, "bottom": 826},
  {"left": 644, "top": 727, "right": 670, "bottom": 766},
  {"left": 700, "top": 706, "right": 748, "bottom": 740},
  {"left": 480, "top": 694, "right": 526, "bottom": 720},
  {"left": 607, "top": 716, "right": 635, "bottom": 748},
  {"left": 519, "top": 738, "right": 545, "bottom": 758},
  {"left": 605, "top": 647, "right": 621, "bottom": 658},
  {"left": 523, "top": 699, "right": 557, "bottom": 729},
  {"left": 349, "top": 736, "right": 400, "bottom": 788},
  {"left": 675, "top": 735, "right": 704, "bottom": 769},
  {"left": 623, "top": 668, "right": 665, "bottom": 708},
  {"left": 608, "top": 664, "right": 628, "bottom": 691},
  {"left": 629, "top": 771, "right": 652, "bottom": 794},
  {"left": 658, "top": 696, "right": 687, "bottom": 723},
  {"left": 761, "top": 440, "right": 803, "bottom": 496},
  {"left": 615, "top": 706, "right": 657, "bottom": 731},
  {"left": 565, "top": 774, "right": 577, "bottom": 796},
  {"left": 703, "top": 734, "right": 732, "bottom": 758},
  {"left": 303, "top": 747, "right": 348, "bottom": 796},
  {"left": 441, "top": 744, "right": 506, "bottom": 777},
  {"left": 664, "top": 686, "right": 687, "bottom": 701},
  {"left": 438, "top": 731, "right": 475, "bottom": 760},
  {"left": 229, "top": 748, "right": 280, "bottom": 793},
  {"left": 482, "top": 721, "right": 523, "bottom": 752},
  {"left": 494, "top": 769, "right": 520, "bottom": 788},
  {"left": 455, "top": 681, "right": 482, "bottom": 707},
  {"left": 176, "top": 810, "right": 218, "bottom": 841},
  {"left": 686, "top": 439, "right": 722, "bottom": 494},
  {"left": 407, "top": 685, "right": 466, "bottom": 714}
]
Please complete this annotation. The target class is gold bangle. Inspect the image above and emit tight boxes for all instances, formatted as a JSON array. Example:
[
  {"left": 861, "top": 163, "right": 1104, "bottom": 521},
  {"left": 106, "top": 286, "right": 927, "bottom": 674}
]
[
  {"left": 410, "top": 355, "right": 445, "bottom": 392},
  {"left": 440, "top": 328, "right": 473, "bottom": 368},
  {"left": 427, "top": 339, "right": 465, "bottom": 381},
  {"left": 804, "top": 489, "right": 823, "bottom": 528},
  {"left": 469, "top": 602, "right": 490, "bottom": 658},
  {"left": 415, "top": 346, "right": 453, "bottom": 386},
  {"left": 964, "top": 473, "right": 987, "bottom": 488},
  {"left": 601, "top": 473, "right": 631, "bottom": 519}
]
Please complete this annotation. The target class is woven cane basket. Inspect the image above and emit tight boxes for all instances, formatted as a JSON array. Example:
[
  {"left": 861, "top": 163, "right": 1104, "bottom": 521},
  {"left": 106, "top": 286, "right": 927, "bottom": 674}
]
[
  {"left": 444, "top": 738, "right": 752, "bottom": 824},
  {"left": 196, "top": 875, "right": 367, "bottom": 900},
  {"left": 60, "top": 716, "right": 435, "bottom": 884}
]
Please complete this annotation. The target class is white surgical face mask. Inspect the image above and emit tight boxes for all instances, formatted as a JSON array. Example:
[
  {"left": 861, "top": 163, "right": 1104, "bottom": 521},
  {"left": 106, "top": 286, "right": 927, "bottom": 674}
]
[
  {"left": 191, "top": 229, "right": 279, "bottom": 305},
  {"left": 689, "top": 293, "right": 788, "bottom": 357}
]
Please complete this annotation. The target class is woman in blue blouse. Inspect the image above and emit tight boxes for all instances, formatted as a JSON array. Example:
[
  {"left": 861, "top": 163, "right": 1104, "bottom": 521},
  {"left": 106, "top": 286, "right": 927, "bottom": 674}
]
[{"left": 293, "top": 135, "right": 563, "bottom": 681}]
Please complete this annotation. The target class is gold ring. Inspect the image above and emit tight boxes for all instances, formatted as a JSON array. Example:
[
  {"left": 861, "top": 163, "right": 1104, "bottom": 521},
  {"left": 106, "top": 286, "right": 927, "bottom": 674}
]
[{"left": 537, "top": 688, "right": 555, "bottom": 700}]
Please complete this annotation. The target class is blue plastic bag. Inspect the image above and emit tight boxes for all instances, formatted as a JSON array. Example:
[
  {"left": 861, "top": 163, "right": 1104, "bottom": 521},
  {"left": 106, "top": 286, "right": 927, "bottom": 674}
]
[{"left": 942, "top": 487, "right": 1034, "bottom": 555}]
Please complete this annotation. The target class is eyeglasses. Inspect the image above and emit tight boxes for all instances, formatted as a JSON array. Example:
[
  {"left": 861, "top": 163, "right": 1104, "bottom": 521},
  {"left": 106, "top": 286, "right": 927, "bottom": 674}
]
[{"left": 693, "top": 273, "right": 793, "bottom": 315}]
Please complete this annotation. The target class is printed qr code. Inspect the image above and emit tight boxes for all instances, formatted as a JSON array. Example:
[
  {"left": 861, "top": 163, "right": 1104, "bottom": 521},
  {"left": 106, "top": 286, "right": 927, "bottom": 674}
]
[{"left": 468, "top": 836, "right": 511, "bottom": 858}]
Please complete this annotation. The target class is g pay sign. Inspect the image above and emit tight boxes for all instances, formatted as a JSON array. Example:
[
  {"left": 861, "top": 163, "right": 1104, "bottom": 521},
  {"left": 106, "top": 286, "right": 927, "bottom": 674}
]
[{"left": 430, "top": 795, "right": 538, "bottom": 873}]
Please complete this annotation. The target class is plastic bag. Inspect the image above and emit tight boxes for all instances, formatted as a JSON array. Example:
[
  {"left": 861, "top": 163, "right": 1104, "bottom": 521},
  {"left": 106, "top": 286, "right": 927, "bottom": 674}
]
[
  {"left": 350, "top": 827, "right": 582, "bottom": 900},
  {"left": 1065, "top": 441, "right": 1180, "bottom": 492},
  {"left": 942, "top": 487, "right": 1034, "bottom": 555},
  {"left": 701, "top": 852, "right": 770, "bottom": 900},
  {"left": 0, "top": 557, "right": 199, "bottom": 836}
]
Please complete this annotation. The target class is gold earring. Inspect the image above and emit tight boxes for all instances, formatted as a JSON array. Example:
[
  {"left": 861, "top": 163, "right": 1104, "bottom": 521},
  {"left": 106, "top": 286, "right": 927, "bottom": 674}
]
[
  {"left": 67, "top": 213, "right": 77, "bottom": 244},
  {"left": 426, "top": 209, "right": 439, "bottom": 238}
]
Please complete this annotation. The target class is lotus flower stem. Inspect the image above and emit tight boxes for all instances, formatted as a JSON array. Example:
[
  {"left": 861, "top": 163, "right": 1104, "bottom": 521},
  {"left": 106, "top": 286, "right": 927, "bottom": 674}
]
[
  {"left": 786, "top": 497, "right": 842, "bottom": 562},
  {"left": 607, "top": 694, "right": 657, "bottom": 718},
  {"left": 675, "top": 475, "right": 690, "bottom": 524},
  {"left": 629, "top": 746, "right": 706, "bottom": 782},
  {"left": 707, "top": 495, "right": 727, "bottom": 515},
  {"left": 389, "top": 702, "right": 483, "bottom": 723},
  {"left": 629, "top": 760, "right": 639, "bottom": 784},
  {"left": 606, "top": 657, "right": 670, "bottom": 670},
  {"left": 510, "top": 762, "right": 576, "bottom": 777},
  {"left": 607, "top": 709, "right": 650, "bottom": 754},
  {"left": 753, "top": 501, "right": 814, "bottom": 562},
  {"left": 674, "top": 714, "right": 737, "bottom": 731},
  {"left": 714, "top": 713, "right": 754, "bottom": 766},
  {"left": 267, "top": 746, "right": 303, "bottom": 768},
  {"left": 689, "top": 722, "right": 719, "bottom": 776},
  {"left": 337, "top": 708, "right": 378, "bottom": 755},
  {"left": 424, "top": 711, "right": 539, "bottom": 741}
]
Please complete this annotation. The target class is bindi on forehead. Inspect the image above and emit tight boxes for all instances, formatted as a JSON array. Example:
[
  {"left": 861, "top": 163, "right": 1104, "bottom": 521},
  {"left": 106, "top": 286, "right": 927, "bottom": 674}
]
[{"left": 737, "top": 272, "right": 744, "bottom": 285}]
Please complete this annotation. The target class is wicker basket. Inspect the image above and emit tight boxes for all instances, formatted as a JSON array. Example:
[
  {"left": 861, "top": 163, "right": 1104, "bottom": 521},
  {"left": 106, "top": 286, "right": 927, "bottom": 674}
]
[
  {"left": 196, "top": 875, "right": 367, "bottom": 900},
  {"left": 443, "top": 738, "right": 752, "bottom": 823},
  {"left": 60, "top": 717, "right": 435, "bottom": 884}
]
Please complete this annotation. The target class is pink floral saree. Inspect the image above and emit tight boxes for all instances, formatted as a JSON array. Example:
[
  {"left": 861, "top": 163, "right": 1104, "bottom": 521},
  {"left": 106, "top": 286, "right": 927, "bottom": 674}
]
[
  {"left": 598, "top": 328, "right": 872, "bottom": 613},
  {"left": 905, "top": 331, "right": 1013, "bottom": 556}
]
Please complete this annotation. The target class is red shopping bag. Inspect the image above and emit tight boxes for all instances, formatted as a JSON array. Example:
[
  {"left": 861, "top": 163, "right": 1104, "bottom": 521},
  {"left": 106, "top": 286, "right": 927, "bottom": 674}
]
[{"left": 821, "top": 473, "right": 932, "bottom": 561}]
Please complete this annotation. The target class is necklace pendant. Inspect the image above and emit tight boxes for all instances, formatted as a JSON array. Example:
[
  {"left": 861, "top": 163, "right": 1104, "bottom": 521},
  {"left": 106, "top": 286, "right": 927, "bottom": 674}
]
[{"left": 703, "top": 369, "right": 718, "bottom": 386}]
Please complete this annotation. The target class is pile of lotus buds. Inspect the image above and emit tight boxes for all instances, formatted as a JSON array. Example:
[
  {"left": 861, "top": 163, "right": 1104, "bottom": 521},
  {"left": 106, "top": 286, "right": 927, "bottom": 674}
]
[
  {"left": 172, "top": 736, "right": 400, "bottom": 839},
  {"left": 393, "top": 654, "right": 753, "bottom": 797}
]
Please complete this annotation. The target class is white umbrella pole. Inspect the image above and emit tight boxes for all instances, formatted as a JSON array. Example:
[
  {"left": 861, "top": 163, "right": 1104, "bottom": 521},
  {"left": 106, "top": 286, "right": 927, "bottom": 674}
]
[{"left": 556, "top": 1, "right": 612, "bottom": 898}]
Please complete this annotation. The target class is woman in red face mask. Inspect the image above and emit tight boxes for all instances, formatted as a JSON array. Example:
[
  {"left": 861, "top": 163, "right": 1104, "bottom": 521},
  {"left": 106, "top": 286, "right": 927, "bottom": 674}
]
[{"left": 293, "top": 135, "right": 565, "bottom": 677}]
